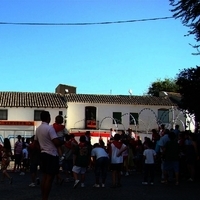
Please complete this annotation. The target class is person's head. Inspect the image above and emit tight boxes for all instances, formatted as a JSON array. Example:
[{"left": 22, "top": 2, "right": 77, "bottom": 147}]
[
  {"left": 55, "top": 115, "right": 64, "bottom": 124},
  {"left": 93, "top": 143, "right": 100, "bottom": 148},
  {"left": 164, "top": 129, "right": 170, "bottom": 135},
  {"left": 85, "top": 131, "right": 90, "bottom": 136},
  {"left": 17, "top": 135, "right": 22, "bottom": 141},
  {"left": 114, "top": 133, "right": 121, "bottom": 141},
  {"left": 40, "top": 111, "right": 51, "bottom": 123},
  {"left": 168, "top": 131, "right": 176, "bottom": 141},
  {"left": 175, "top": 124, "right": 179, "bottom": 130},
  {"left": 161, "top": 124, "right": 165, "bottom": 129},
  {"left": 64, "top": 134, "right": 71, "bottom": 141},
  {"left": 147, "top": 141, "right": 153, "bottom": 149},
  {"left": 4, "top": 138, "right": 11, "bottom": 150},
  {"left": 79, "top": 135, "right": 86, "bottom": 143}
]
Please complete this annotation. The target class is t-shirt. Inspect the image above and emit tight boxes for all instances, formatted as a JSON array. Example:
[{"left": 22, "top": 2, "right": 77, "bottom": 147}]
[
  {"left": 110, "top": 141, "right": 126, "bottom": 164},
  {"left": 143, "top": 149, "right": 156, "bottom": 164},
  {"left": 91, "top": 147, "right": 109, "bottom": 160},
  {"left": 14, "top": 141, "right": 22, "bottom": 155},
  {"left": 74, "top": 142, "right": 90, "bottom": 167},
  {"left": 22, "top": 148, "right": 28, "bottom": 159},
  {"left": 159, "top": 134, "right": 170, "bottom": 152},
  {"left": 35, "top": 122, "right": 58, "bottom": 156}
]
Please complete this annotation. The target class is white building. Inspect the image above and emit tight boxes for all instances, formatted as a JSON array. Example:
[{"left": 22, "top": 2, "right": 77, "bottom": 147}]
[{"left": 0, "top": 84, "right": 195, "bottom": 146}]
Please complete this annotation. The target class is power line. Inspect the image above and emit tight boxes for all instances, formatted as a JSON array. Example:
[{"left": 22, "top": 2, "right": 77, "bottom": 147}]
[{"left": 0, "top": 16, "right": 173, "bottom": 26}]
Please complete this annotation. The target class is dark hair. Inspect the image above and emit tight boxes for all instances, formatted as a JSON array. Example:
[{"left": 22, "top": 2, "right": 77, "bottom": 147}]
[
  {"left": 4, "top": 138, "right": 11, "bottom": 151},
  {"left": 114, "top": 133, "right": 121, "bottom": 141},
  {"left": 40, "top": 111, "right": 50, "bottom": 122},
  {"left": 93, "top": 143, "right": 100, "bottom": 148},
  {"left": 85, "top": 131, "right": 90, "bottom": 136},
  {"left": 168, "top": 131, "right": 176, "bottom": 140},
  {"left": 55, "top": 115, "right": 63, "bottom": 124},
  {"left": 80, "top": 135, "right": 86, "bottom": 142},
  {"left": 64, "top": 134, "right": 71, "bottom": 141}
]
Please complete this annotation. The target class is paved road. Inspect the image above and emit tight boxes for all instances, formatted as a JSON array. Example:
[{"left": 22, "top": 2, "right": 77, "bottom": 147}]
[{"left": 0, "top": 162, "right": 199, "bottom": 200}]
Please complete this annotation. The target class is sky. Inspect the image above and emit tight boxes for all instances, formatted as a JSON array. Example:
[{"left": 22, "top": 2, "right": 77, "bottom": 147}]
[{"left": 0, "top": 0, "right": 199, "bottom": 96}]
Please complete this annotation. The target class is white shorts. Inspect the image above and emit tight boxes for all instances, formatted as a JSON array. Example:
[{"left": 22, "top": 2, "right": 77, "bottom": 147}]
[{"left": 72, "top": 166, "right": 87, "bottom": 174}]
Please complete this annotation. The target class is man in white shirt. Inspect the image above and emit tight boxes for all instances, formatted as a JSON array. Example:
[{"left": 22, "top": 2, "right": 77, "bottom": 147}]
[{"left": 35, "top": 111, "right": 64, "bottom": 200}]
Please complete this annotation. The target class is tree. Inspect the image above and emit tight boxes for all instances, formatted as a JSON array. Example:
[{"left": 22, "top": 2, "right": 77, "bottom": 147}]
[
  {"left": 147, "top": 78, "right": 179, "bottom": 97},
  {"left": 170, "top": 0, "right": 200, "bottom": 55},
  {"left": 176, "top": 66, "right": 200, "bottom": 128}
]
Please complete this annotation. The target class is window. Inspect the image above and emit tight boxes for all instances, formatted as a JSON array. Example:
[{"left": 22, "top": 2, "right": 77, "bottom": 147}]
[
  {"left": 158, "top": 109, "right": 169, "bottom": 123},
  {"left": 129, "top": 113, "right": 139, "bottom": 125},
  {"left": 113, "top": 112, "right": 122, "bottom": 124},
  {"left": 0, "top": 110, "right": 8, "bottom": 120},
  {"left": 34, "top": 110, "right": 44, "bottom": 121},
  {"left": 59, "top": 111, "right": 63, "bottom": 116},
  {"left": 85, "top": 106, "right": 97, "bottom": 129}
]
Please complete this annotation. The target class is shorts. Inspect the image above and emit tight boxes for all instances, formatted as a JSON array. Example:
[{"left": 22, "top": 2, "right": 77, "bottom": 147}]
[
  {"left": 164, "top": 161, "right": 179, "bottom": 173},
  {"left": 72, "top": 166, "right": 86, "bottom": 174},
  {"left": 110, "top": 163, "right": 123, "bottom": 171},
  {"left": 40, "top": 152, "right": 59, "bottom": 175}
]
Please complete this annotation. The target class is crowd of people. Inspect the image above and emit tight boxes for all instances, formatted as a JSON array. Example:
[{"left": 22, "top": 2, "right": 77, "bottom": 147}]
[{"left": 1, "top": 112, "right": 200, "bottom": 200}]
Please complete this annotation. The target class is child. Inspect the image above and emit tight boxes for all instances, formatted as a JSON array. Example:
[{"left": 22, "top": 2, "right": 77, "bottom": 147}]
[
  {"left": 142, "top": 141, "right": 156, "bottom": 185},
  {"left": 52, "top": 115, "right": 68, "bottom": 163},
  {"left": 72, "top": 135, "right": 90, "bottom": 188},
  {"left": 20, "top": 144, "right": 29, "bottom": 175}
]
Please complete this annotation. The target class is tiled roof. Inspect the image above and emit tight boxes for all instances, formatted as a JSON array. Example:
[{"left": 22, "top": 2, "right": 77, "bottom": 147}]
[
  {"left": 0, "top": 92, "right": 66, "bottom": 108},
  {"left": 165, "top": 92, "right": 182, "bottom": 105},
  {"left": 65, "top": 93, "right": 177, "bottom": 106},
  {"left": 0, "top": 92, "right": 178, "bottom": 108}
]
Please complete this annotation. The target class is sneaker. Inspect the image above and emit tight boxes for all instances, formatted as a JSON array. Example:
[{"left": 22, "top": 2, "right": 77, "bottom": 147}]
[
  {"left": 125, "top": 172, "right": 129, "bottom": 176},
  {"left": 73, "top": 180, "right": 80, "bottom": 188},
  {"left": 29, "top": 183, "right": 36, "bottom": 187},
  {"left": 36, "top": 178, "right": 40, "bottom": 185},
  {"left": 93, "top": 184, "right": 100, "bottom": 188},
  {"left": 19, "top": 172, "right": 25, "bottom": 175},
  {"left": 187, "top": 178, "right": 194, "bottom": 182},
  {"left": 142, "top": 182, "right": 148, "bottom": 185},
  {"left": 9, "top": 177, "right": 13, "bottom": 185},
  {"left": 81, "top": 183, "right": 85, "bottom": 188},
  {"left": 65, "top": 178, "right": 70, "bottom": 182},
  {"left": 150, "top": 182, "right": 154, "bottom": 185},
  {"left": 60, "top": 178, "right": 64, "bottom": 185},
  {"left": 102, "top": 184, "right": 105, "bottom": 188}
]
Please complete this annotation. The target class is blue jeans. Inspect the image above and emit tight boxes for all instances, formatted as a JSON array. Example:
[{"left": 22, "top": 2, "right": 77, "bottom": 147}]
[{"left": 94, "top": 157, "right": 109, "bottom": 181}]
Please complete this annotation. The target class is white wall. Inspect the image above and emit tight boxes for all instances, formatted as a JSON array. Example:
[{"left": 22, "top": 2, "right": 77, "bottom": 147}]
[{"left": 66, "top": 103, "right": 187, "bottom": 133}]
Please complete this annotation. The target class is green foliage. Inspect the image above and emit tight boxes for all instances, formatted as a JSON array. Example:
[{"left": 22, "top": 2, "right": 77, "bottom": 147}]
[
  {"left": 170, "top": 0, "right": 200, "bottom": 55},
  {"left": 176, "top": 66, "right": 200, "bottom": 121},
  {"left": 147, "top": 78, "right": 179, "bottom": 97}
]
